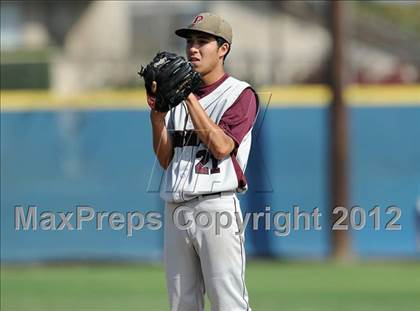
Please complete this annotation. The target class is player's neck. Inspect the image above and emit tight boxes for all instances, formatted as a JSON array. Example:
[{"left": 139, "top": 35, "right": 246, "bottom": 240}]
[{"left": 201, "top": 67, "right": 225, "bottom": 86}]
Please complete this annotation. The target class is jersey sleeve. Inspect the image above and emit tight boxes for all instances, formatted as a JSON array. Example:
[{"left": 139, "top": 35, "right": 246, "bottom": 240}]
[{"left": 218, "top": 87, "right": 258, "bottom": 147}]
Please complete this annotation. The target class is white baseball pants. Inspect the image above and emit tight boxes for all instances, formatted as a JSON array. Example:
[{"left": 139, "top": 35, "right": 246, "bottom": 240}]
[{"left": 164, "top": 193, "right": 251, "bottom": 311}]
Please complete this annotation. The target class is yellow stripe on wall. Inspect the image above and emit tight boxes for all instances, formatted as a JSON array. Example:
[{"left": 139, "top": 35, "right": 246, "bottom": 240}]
[
  {"left": 258, "top": 85, "right": 331, "bottom": 107},
  {"left": 345, "top": 85, "right": 420, "bottom": 106},
  {"left": 1, "top": 85, "right": 419, "bottom": 111},
  {"left": 0, "top": 89, "right": 149, "bottom": 111},
  {"left": 258, "top": 84, "right": 420, "bottom": 107}
]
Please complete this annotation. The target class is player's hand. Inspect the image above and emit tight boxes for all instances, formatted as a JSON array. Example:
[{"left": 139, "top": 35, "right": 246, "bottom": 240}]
[
  {"left": 186, "top": 93, "right": 196, "bottom": 101},
  {"left": 185, "top": 92, "right": 199, "bottom": 107},
  {"left": 149, "top": 81, "right": 167, "bottom": 120},
  {"left": 146, "top": 81, "right": 158, "bottom": 110}
]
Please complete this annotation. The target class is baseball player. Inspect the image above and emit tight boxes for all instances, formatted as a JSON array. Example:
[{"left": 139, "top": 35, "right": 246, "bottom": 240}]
[{"left": 147, "top": 13, "right": 258, "bottom": 311}]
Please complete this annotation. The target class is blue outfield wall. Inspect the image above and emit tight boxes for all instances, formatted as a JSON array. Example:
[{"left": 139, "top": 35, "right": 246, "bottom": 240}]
[{"left": 1, "top": 104, "right": 420, "bottom": 262}]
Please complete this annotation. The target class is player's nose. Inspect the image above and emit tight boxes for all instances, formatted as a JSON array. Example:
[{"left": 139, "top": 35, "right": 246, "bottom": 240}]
[{"left": 187, "top": 43, "right": 200, "bottom": 54}]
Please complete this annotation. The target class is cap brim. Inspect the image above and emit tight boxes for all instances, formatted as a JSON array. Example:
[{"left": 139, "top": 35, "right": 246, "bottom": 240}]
[
  {"left": 175, "top": 28, "right": 192, "bottom": 38},
  {"left": 175, "top": 28, "right": 218, "bottom": 39}
]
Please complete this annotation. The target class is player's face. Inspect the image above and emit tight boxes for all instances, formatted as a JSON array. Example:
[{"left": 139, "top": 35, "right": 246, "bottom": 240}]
[{"left": 186, "top": 34, "right": 224, "bottom": 75}]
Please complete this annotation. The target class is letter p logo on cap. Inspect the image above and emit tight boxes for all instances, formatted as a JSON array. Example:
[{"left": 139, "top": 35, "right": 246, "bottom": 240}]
[{"left": 192, "top": 15, "right": 204, "bottom": 25}]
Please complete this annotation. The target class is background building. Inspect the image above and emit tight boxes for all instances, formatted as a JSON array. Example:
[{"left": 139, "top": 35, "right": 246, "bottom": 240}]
[{"left": 2, "top": 1, "right": 419, "bottom": 91}]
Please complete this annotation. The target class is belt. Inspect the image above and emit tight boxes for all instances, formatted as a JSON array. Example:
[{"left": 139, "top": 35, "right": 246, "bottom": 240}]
[
  {"left": 196, "top": 191, "right": 235, "bottom": 201},
  {"left": 201, "top": 191, "right": 222, "bottom": 198}
]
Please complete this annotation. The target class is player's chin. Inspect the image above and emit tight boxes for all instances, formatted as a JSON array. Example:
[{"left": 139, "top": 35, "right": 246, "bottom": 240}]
[{"left": 191, "top": 63, "right": 202, "bottom": 72}]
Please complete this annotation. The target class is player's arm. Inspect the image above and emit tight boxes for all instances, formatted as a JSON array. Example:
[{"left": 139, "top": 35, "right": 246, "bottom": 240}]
[
  {"left": 145, "top": 81, "right": 173, "bottom": 170},
  {"left": 147, "top": 82, "right": 173, "bottom": 171},
  {"left": 150, "top": 110, "right": 173, "bottom": 169},
  {"left": 185, "top": 93, "right": 235, "bottom": 160}
]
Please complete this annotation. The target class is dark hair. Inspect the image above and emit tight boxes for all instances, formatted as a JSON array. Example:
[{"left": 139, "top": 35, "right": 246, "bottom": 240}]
[{"left": 216, "top": 37, "right": 230, "bottom": 62}]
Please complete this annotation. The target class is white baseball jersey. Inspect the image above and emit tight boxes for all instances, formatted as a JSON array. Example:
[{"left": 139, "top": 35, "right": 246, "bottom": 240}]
[{"left": 160, "top": 76, "right": 256, "bottom": 203}]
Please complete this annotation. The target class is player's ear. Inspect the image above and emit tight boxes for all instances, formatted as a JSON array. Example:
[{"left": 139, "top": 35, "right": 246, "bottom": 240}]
[{"left": 219, "top": 42, "right": 229, "bottom": 58}]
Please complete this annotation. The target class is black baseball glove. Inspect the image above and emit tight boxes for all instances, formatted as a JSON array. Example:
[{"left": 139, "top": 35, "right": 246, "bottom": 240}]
[{"left": 138, "top": 51, "right": 202, "bottom": 112}]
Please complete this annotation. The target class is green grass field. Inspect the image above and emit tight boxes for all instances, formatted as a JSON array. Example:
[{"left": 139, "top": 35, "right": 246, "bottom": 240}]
[{"left": 2, "top": 261, "right": 420, "bottom": 311}]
